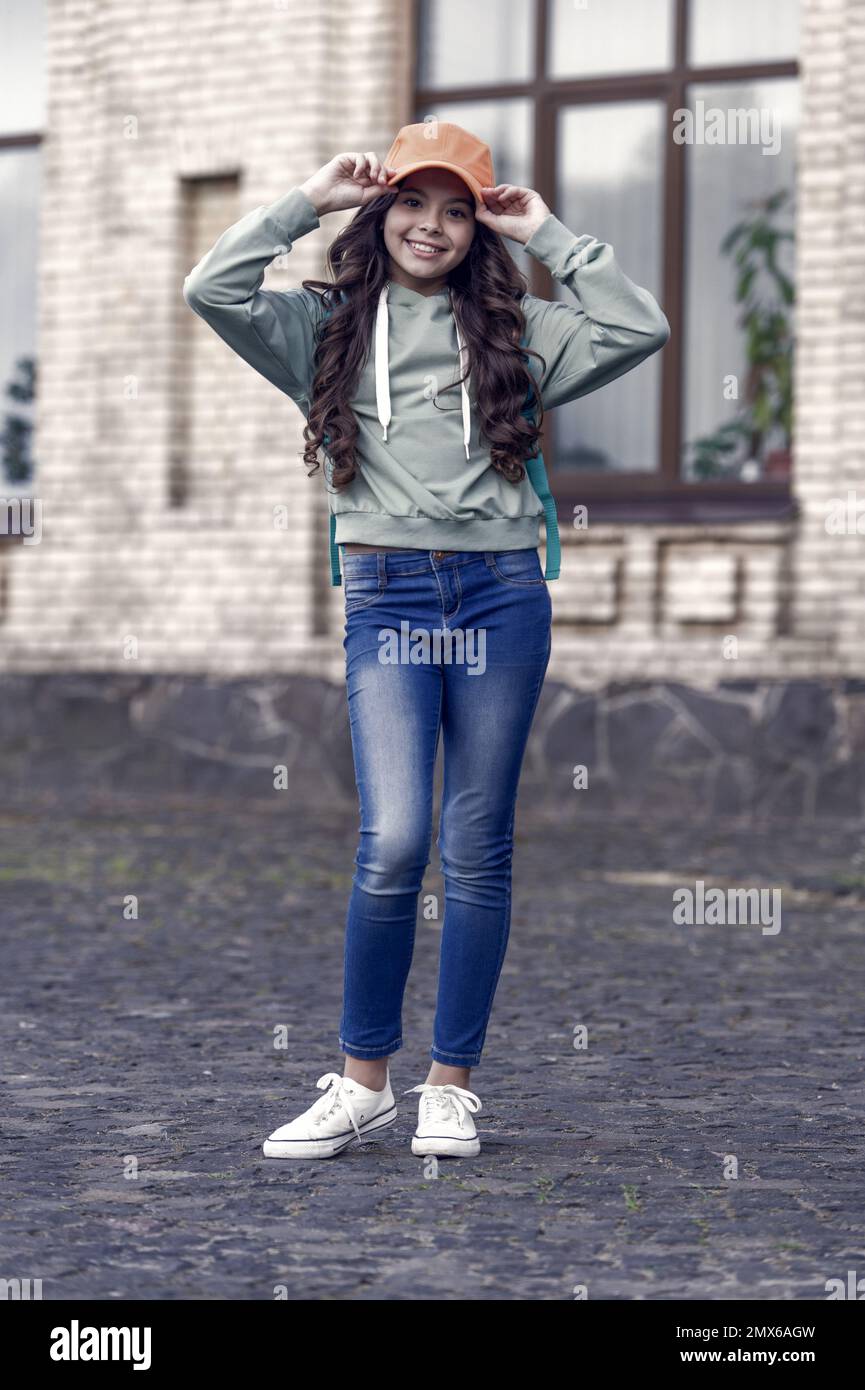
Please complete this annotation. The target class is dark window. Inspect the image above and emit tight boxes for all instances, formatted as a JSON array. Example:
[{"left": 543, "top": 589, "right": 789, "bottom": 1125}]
[
  {"left": 414, "top": 0, "right": 800, "bottom": 521},
  {"left": 0, "top": 0, "right": 45, "bottom": 492}
]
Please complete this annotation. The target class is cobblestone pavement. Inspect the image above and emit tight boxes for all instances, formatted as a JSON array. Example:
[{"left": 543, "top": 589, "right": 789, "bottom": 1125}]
[{"left": 2, "top": 794, "right": 864, "bottom": 1301}]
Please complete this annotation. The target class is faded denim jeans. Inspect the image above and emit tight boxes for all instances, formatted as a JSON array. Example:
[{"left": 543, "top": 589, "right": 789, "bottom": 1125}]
[{"left": 338, "top": 547, "right": 552, "bottom": 1068}]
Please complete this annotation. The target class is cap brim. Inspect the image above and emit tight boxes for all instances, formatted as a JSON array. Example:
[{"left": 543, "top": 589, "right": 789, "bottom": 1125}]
[{"left": 384, "top": 161, "right": 486, "bottom": 213}]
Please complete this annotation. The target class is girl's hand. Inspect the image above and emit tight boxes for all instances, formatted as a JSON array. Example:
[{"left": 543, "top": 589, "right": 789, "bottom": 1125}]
[
  {"left": 300, "top": 152, "right": 398, "bottom": 217},
  {"left": 476, "top": 184, "right": 552, "bottom": 244}
]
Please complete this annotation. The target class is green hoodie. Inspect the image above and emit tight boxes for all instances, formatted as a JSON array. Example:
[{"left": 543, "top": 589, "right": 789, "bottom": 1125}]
[{"left": 183, "top": 185, "right": 669, "bottom": 577}]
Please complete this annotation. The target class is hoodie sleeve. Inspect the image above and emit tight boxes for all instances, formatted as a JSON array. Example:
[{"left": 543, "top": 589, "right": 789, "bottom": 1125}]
[
  {"left": 182, "top": 185, "right": 325, "bottom": 407},
  {"left": 521, "top": 212, "right": 670, "bottom": 410}
]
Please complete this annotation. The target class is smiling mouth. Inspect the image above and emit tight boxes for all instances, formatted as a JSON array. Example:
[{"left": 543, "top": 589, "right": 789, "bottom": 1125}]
[{"left": 405, "top": 239, "right": 447, "bottom": 258}]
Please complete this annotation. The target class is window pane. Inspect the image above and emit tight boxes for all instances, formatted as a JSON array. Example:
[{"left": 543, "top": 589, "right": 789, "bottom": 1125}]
[
  {"left": 681, "top": 79, "right": 799, "bottom": 483},
  {"left": 0, "top": 147, "right": 41, "bottom": 488},
  {"left": 417, "top": 0, "right": 534, "bottom": 87},
  {"left": 0, "top": 0, "right": 46, "bottom": 135},
  {"left": 411, "top": 99, "right": 534, "bottom": 276},
  {"left": 548, "top": 0, "right": 673, "bottom": 78},
  {"left": 552, "top": 101, "right": 666, "bottom": 474},
  {"left": 689, "top": 0, "right": 800, "bottom": 66}
]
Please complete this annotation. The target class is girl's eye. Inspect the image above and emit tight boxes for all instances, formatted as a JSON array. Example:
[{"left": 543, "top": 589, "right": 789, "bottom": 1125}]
[{"left": 402, "top": 197, "right": 467, "bottom": 218}]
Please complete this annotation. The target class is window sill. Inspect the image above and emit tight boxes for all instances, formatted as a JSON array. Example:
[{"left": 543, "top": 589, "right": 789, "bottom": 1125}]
[{"left": 553, "top": 487, "right": 797, "bottom": 524}]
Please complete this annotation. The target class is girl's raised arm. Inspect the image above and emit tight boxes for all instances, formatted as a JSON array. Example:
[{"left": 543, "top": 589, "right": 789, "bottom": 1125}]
[
  {"left": 477, "top": 183, "right": 670, "bottom": 410},
  {"left": 521, "top": 212, "right": 671, "bottom": 409},
  {"left": 182, "top": 186, "right": 324, "bottom": 407},
  {"left": 182, "top": 155, "right": 396, "bottom": 408}
]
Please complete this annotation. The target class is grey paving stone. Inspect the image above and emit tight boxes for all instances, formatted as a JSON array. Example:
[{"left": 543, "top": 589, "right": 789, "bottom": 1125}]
[{"left": 1, "top": 796, "right": 864, "bottom": 1300}]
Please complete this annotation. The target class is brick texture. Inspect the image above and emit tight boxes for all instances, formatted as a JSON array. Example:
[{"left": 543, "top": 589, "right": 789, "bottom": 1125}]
[{"left": 1, "top": 0, "right": 861, "bottom": 689}]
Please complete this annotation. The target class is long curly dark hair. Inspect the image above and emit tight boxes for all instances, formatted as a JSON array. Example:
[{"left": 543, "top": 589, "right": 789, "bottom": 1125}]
[{"left": 299, "top": 188, "right": 546, "bottom": 489}]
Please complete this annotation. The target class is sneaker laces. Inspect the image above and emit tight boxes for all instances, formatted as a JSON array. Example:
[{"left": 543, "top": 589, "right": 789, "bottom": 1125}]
[
  {"left": 403, "top": 1082, "right": 482, "bottom": 1129},
  {"left": 311, "top": 1072, "right": 367, "bottom": 1145}
]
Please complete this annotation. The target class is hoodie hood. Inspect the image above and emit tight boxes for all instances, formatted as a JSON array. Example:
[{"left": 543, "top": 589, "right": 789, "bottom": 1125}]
[{"left": 374, "top": 282, "right": 472, "bottom": 460}]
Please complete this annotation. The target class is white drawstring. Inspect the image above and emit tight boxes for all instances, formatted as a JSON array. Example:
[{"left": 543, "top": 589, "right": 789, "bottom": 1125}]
[
  {"left": 374, "top": 284, "right": 391, "bottom": 442},
  {"left": 374, "top": 283, "right": 471, "bottom": 459},
  {"left": 450, "top": 290, "right": 472, "bottom": 461}
]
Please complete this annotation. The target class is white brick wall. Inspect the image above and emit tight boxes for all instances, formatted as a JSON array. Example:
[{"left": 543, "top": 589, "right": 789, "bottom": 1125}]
[
  {"left": 0, "top": 0, "right": 412, "bottom": 680},
  {"left": 793, "top": 0, "right": 865, "bottom": 661},
  {"left": 1, "top": 0, "right": 861, "bottom": 688}
]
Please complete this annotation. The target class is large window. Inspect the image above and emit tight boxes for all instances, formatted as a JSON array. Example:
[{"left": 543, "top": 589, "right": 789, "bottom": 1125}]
[
  {"left": 0, "top": 0, "right": 45, "bottom": 493},
  {"left": 414, "top": 0, "right": 799, "bottom": 520}
]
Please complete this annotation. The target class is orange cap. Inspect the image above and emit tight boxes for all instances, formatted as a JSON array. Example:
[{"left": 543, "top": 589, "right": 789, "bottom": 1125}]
[{"left": 382, "top": 121, "right": 494, "bottom": 214}]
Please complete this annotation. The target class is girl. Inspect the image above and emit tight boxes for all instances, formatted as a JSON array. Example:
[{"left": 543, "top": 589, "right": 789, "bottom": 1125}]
[{"left": 183, "top": 122, "right": 669, "bottom": 1161}]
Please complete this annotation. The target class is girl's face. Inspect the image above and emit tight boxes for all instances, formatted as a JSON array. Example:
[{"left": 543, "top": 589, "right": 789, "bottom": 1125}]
[{"left": 382, "top": 168, "right": 476, "bottom": 294}]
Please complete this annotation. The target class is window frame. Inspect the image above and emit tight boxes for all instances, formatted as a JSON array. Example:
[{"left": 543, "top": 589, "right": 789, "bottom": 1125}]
[
  {"left": 412, "top": 0, "right": 799, "bottom": 522},
  {"left": 0, "top": 126, "right": 42, "bottom": 524}
]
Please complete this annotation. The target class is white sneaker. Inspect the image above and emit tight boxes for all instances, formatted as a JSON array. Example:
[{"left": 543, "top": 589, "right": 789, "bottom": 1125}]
[
  {"left": 262, "top": 1070, "right": 397, "bottom": 1159},
  {"left": 404, "top": 1082, "right": 482, "bottom": 1158}
]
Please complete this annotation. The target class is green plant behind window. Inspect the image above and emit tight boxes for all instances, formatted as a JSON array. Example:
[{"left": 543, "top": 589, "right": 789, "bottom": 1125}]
[
  {"left": 1, "top": 355, "right": 37, "bottom": 485},
  {"left": 685, "top": 188, "right": 794, "bottom": 481}
]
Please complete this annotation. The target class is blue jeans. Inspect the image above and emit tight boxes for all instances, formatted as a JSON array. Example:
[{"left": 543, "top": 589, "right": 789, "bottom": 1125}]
[{"left": 338, "top": 547, "right": 552, "bottom": 1068}]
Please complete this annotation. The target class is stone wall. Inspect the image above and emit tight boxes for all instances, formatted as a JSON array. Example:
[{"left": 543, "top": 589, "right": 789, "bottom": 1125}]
[{"left": 4, "top": 672, "right": 863, "bottom": 824}]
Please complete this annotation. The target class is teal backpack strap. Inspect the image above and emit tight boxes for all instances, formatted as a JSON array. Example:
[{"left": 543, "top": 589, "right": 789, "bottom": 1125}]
[
  {"left": 329, "top": 510, "right": 341, "bottom": 587},
  {"left": 520, "top": 335, "right": 560, "bottom": 581},
  {"left": 320, "top": 298, "right": 343, "bottom": 586}
]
